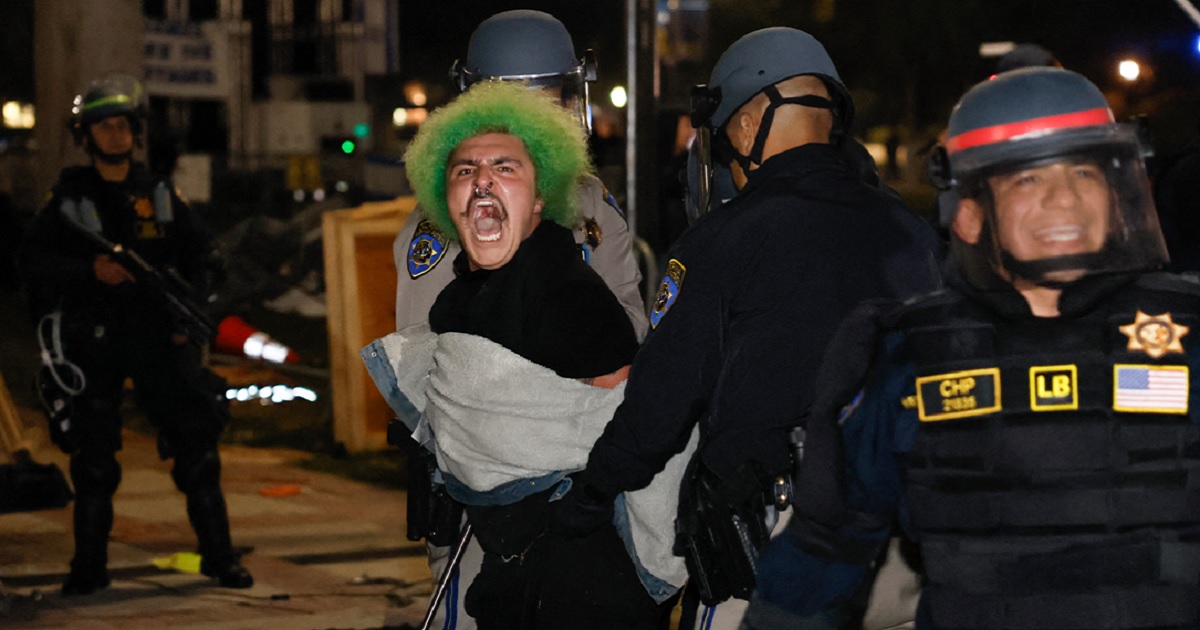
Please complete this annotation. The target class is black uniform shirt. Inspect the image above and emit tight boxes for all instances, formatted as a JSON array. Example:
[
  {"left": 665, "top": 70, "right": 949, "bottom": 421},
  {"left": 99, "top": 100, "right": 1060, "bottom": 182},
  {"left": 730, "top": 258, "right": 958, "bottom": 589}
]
[{"left": 585, "top": 143, "right": 944, "bottom": 494}]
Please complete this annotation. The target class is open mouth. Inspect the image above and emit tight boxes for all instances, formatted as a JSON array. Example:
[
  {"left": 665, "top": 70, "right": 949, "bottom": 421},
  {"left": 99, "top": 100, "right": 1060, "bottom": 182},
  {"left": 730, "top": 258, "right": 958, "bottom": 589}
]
[{"left": 464, "top": 198, "right": 507, "bottom": 243}]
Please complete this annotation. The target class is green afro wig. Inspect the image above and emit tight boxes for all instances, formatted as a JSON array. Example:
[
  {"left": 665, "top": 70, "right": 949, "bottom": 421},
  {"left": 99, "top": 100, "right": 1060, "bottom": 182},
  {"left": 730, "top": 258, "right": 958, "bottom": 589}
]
[{"left": 404, "top": 81, "right": 594, "bottom": 240}]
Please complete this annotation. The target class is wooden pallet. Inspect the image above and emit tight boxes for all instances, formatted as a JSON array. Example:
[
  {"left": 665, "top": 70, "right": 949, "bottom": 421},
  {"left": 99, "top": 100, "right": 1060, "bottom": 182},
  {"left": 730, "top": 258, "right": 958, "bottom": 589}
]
[
  {"left": 0, "top": 371, "right": 29, "bottom": 457},
  {"left": 322, "top": 197, "right": 416, "bottom": 453}
]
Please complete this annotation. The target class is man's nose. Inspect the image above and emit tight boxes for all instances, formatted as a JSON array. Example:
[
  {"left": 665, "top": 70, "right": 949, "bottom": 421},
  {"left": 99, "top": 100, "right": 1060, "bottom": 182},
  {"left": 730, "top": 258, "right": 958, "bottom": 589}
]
[
  {"left": 1044, "top": 168, "right": 1081, "bottom": 208},
  {"left": 473, "top": 167, "right": 495, "bottom": 191}
]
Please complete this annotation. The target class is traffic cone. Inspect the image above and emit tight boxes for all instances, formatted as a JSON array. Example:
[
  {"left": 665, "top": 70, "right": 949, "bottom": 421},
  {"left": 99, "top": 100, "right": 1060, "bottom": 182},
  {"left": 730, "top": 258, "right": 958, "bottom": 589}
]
[{"left": 214, "top": 316, "right": 301, "bottom": 364}]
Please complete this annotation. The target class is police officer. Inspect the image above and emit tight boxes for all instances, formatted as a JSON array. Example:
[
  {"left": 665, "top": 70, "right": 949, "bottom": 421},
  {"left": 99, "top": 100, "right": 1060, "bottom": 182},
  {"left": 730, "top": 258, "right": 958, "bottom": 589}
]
[
  {"left": 555, "top": 27, "right": 943, "bottom": 628},
  {"left": 389, "top": 10, "right": 647, "bottom": 629},
  {"left": 19, "top": 74, "right": 252, "bottom": 595},
  {"left": 393, "top": 9, "right": 645, "bottom": 338},
  {"left": 744, "top": 67, "right": 1200, "bottom": 630}
]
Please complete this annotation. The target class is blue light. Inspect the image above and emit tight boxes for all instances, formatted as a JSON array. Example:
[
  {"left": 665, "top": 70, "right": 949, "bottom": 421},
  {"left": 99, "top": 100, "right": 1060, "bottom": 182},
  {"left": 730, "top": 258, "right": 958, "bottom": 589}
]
[{"left": 1195, "top": 34, "right": 1200, "bottom": 55}]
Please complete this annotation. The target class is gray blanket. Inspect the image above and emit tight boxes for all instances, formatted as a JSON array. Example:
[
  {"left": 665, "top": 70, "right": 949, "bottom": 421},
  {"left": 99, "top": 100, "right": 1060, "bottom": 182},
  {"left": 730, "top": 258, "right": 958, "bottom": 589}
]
[{"left": 363, "top": 325, "right": 695, "bottom": 602}]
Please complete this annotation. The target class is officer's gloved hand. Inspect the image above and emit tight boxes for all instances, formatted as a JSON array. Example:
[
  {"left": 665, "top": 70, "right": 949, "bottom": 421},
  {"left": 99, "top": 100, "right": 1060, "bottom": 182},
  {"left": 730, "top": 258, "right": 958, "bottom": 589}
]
[{"left": 552, "top": 477, "right": 615, "bottom": 538}]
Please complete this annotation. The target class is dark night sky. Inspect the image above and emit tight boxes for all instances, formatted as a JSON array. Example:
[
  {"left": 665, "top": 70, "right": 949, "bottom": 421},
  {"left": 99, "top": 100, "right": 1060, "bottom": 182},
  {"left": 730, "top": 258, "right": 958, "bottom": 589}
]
[
  {"left": 397, "top": 1, "right": 626, "bottom": 102},
  {"left": 394, "top": 1, "right": 1200, "bottom": 138},
  {"left": 4, "top": 1, "right": 1200, "bottom": 148}
]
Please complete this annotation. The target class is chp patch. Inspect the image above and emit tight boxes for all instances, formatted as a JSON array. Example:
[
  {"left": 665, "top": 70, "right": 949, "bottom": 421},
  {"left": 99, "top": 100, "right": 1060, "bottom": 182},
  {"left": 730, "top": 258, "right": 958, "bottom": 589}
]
[
  {"left": 649, "top": 258, "right": 686, "bottom": 329},
  {"left": 407, "top": 220, "right": 447, "bottom": 279},
  {"left": 1113, "top": 364, "right": 1189, "bottom": 414},
  {"left": 1029, "top": 365, "right": 1078, "bottom": 411},
  {"left": 915, "top": 368, "right": 1001, "bottom": 422}
]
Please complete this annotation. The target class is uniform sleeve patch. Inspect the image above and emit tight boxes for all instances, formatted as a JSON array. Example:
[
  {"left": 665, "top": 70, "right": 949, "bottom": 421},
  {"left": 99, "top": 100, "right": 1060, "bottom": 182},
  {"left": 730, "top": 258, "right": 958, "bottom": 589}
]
[
  {"left": 407, "top": 220, "right": 447, "bottom": 279},
  {"left": 649, "top": 258, "right": 686, "bottom": 329},
  {"left": 1113, "top": 364, "right": 1189, "bottom": 415},
  {"left": 916, "top": 368, "right": 1001, "bottom": 422},
  {"left": 580, "top": 217, "right": 603, "bottom": 249},
  {"left": 1029, "top": 365, "right": 1078, "bottom": 411}
]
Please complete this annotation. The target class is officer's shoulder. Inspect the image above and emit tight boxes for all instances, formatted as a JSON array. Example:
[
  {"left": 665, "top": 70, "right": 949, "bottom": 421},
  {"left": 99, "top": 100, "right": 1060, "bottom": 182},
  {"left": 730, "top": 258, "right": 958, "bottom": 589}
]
[
  {"left": 880, "top": 289, "right": 964, "bottom": 328},
  {"left": 1131, "top": 271, "right": 1200, "bottom": 299},
  {"left": 575, "top": 174, "right": 625, "bottom": 220},
  {"left": 53, "top": 166, "right": 96, "bottom": 194}
]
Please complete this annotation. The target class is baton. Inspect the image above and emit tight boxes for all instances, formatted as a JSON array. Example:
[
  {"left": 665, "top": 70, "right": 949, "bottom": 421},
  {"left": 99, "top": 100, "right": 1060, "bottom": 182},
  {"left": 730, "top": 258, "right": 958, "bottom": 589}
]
[{"left": 420, "top": 523, "right": 473, "bottom": 630}]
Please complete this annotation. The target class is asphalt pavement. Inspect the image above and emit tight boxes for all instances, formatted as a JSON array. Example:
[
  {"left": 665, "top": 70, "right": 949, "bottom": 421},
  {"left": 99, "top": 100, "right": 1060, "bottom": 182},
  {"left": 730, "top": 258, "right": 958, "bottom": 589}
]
[{"left": 0, "top": 417, "right": 434, "bottom": 629}]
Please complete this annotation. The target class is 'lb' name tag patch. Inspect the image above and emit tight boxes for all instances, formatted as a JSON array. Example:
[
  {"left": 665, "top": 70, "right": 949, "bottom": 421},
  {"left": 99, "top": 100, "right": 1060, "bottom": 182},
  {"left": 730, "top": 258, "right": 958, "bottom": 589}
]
[
  {"left": 1113, "top": 364, "right": 1189, "bottom": 414},
  {"left": 916, "top": 368, "right": 1001, "bottom": 422},
  {"left": 1029, "top": 365, "right": 1078, "bottom": 411}
]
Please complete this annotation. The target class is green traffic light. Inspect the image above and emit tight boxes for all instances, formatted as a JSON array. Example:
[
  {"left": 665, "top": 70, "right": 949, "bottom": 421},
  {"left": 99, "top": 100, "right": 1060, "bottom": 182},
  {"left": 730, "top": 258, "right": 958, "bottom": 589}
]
[{"left": 341, "top": 139, "right": 356, "bottom": 154}]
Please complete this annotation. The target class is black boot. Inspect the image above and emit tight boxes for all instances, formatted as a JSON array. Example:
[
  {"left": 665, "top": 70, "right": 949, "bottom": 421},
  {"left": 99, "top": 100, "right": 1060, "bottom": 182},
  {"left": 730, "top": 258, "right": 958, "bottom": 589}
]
[
  {"left": 200, "top": 558, "right": 254, "bottom": 588},
  {"left": 62, "top": 564, "right": 111, "bottom": 596},
  {"left": 63, "top": 453, "right": 118, "bottom": 596},
  {"left": 187, "top": 488, "right": 253, "bottom": 588}
]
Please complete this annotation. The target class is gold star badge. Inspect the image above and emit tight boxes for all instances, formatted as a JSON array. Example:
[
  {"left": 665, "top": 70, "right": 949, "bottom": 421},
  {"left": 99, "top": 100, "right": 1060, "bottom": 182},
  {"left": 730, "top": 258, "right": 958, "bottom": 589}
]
[{"left": 1119, "top": 311, "right": 1188, "bottom": 358}]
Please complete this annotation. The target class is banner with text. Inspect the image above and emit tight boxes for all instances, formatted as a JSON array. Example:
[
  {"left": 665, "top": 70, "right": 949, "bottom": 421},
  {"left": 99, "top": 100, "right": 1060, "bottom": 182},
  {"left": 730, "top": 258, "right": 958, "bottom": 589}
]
[{"left": 143, "top": 20, "right": 230, "bottom": 99}]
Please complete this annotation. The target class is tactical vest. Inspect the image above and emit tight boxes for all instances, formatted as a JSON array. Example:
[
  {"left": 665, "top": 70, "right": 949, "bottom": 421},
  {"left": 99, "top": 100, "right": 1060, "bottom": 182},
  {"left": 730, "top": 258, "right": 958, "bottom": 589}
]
[
  {"left": 60, "top": 179, "right": 174, "bottom": 240},
  {"left": 897, "top": 277, "right": 1200, "bottom": 630}
]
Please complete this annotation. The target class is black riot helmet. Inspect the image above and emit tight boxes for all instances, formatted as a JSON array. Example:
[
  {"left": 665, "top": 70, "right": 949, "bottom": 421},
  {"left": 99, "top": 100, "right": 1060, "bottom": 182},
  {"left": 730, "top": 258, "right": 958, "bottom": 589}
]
[
  {"left": 69, "top": 73, "right": 146, "bottom": 161},
  {"left": 449, "top": 10, "right": 597, "bottom": 134},
  {"left": 691, "top": 28, "right": 853, "bottom": 170},
  {"left": 943, "top": 67, "right": 1167, "bottom": 287}
]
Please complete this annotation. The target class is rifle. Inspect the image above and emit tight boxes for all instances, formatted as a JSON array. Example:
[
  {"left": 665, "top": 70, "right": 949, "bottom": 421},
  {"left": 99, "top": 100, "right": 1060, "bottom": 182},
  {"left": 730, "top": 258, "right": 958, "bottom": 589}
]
[{"left": 69, "top": 219, "right": 216, "bottom": 347}]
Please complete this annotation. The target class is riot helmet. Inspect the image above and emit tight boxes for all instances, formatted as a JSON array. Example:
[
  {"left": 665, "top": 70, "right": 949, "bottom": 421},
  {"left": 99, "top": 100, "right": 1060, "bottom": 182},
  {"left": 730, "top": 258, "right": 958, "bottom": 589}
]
[
  {"left": 449, "top": 10, "right": 597, "bottom": 133},
  {"left": 69, "top": 73, "right": 146, "bottom": 163},
  {"left": 943, "top": 67, "right": 1166, "bottom": 287},
  {"left": 689, "top": 28, "right": 853, "bottom": 186}
]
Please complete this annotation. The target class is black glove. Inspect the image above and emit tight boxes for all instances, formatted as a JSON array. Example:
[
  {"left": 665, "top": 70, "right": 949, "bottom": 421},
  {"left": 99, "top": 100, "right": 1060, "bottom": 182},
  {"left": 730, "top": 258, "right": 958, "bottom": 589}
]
[{"left": 552, "top": 477, "right": 615, "bottom": 538}]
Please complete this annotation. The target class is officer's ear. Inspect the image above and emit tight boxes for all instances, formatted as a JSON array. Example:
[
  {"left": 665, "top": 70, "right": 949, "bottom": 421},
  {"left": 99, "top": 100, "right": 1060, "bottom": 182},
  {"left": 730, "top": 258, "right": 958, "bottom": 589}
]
[
  {"left": 952, "top": 197, "right": 985, "bottom": 245},
  {"left": 533, "top": 197, "right": 544, "bottom": 216},
  {"left": 730, "top": 109, "right": 759, "bottom": 156}
]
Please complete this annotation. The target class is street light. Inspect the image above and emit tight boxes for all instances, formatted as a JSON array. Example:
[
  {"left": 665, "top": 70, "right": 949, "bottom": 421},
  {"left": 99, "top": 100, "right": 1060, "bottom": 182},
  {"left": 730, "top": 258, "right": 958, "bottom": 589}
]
[
  {"left": 1118, "top": 59, "right": 1141, "bottom": 82},
  {"left": 610, "top": 86, "right": 628, "bottom": 109}
]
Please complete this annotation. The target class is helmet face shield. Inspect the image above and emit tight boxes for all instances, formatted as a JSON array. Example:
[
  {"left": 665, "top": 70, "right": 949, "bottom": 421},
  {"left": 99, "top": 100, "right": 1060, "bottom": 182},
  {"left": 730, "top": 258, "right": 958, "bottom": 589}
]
[
  {"left": 945, "top": 67, "right": 1168, "bottom": 287},
  {"left": 73, "top": 73, "right": 145, "bottom": 127},
  {"left": 954, "top": 126, "right": 1167, "bottom": 285},
  {"left": 450, "top": 56, "right": 595, "bottom": 134},
  {"left": 70, "top": 73, "right": 146, "bottom": 154}
]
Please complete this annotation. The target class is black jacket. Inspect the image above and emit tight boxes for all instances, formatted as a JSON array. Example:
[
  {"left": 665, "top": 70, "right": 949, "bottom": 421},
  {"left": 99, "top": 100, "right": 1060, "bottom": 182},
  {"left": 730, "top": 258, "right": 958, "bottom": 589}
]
[
  {"left": 429, "top": 220, "right": 638, "bottom": 379},
  {"left": 585, "top": 143, "right": 944, "bottom": 494}
]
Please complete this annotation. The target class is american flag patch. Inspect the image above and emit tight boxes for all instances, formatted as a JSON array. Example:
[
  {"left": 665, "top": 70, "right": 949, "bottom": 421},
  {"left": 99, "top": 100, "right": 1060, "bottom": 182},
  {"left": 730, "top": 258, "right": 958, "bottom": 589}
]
[{"left": 1113, "top": 364, "right": 1189, "bottom": 414}]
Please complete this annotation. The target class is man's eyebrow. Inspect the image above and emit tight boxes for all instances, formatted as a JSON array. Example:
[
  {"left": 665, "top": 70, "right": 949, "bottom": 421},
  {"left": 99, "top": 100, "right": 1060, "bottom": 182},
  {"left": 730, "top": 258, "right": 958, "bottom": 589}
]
[{"left": 448, "top": 155, "right": 524, "bottom": 168}]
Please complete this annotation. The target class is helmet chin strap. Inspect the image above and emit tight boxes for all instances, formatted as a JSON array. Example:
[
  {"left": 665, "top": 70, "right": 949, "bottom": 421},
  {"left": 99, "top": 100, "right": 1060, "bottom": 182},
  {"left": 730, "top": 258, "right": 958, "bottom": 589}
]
[
  {"left": 720, "top": 84, "right": 835, "bottom": 174},
  {"left": 93, "top": 149, "right": 133, "bottom": 165},
  {"left": 998, "top": 250, "right": 1109, "bottom": 287}
]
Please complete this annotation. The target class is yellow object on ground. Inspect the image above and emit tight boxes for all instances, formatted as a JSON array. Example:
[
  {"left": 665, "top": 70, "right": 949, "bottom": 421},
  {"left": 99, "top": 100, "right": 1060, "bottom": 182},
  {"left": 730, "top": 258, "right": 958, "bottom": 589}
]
[{"left": 152, "top": 551, "right": 202, "bottom": 574}]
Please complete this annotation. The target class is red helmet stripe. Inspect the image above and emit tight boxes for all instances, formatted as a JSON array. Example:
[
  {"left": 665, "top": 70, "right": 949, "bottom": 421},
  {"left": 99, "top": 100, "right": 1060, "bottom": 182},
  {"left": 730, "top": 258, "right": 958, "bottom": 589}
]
[{"left": 946, "top": 107, "right": 1114, "bottom": 154}]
